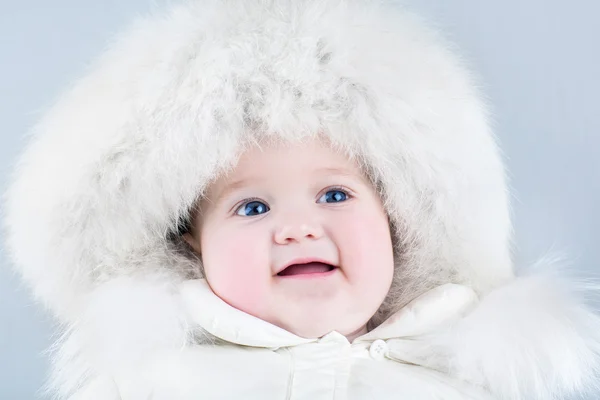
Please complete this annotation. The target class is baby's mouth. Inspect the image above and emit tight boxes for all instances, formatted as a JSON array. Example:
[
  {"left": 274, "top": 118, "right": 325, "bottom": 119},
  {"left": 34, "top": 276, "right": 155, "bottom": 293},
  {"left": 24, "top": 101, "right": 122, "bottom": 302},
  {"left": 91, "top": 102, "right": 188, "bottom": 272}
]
[{"left": 277, "top": 262, "right": 337, "bottom": 277}]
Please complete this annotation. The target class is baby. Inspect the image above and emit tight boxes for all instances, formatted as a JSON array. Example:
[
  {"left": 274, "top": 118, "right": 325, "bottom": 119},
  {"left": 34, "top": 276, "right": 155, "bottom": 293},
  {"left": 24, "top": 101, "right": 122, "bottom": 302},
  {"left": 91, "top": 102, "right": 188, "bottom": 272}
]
[
  {"left": 181, "top": 138, "right": 395, "bottom": 342},
  {"left": 4, "top": 0, "right": 599, "bottom": 399}
]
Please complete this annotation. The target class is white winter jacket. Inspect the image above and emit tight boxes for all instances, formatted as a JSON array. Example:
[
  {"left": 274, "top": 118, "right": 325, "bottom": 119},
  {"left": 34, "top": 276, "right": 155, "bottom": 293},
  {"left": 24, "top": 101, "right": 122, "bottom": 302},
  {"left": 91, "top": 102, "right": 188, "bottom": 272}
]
[
  {"left": 4, "top": 1, "right": 600, "bottom": 399},
  {"left": 115, "top": 280, "right": 491, "bottom": 400}
]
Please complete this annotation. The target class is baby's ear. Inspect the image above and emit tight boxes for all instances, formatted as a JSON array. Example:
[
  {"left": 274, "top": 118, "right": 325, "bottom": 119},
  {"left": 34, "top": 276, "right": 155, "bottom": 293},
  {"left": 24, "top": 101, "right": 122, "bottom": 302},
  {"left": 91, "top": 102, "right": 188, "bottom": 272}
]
[{"left": 182, "top": 233, "right": 202, "bottom": 255}]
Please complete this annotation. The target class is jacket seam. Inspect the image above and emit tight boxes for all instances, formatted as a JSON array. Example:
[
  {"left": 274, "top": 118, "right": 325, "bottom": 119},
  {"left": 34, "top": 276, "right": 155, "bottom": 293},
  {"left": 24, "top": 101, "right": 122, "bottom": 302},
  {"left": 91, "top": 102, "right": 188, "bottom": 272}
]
[{"left": 284, "top": 347, "right": 295, "bottom": 400}]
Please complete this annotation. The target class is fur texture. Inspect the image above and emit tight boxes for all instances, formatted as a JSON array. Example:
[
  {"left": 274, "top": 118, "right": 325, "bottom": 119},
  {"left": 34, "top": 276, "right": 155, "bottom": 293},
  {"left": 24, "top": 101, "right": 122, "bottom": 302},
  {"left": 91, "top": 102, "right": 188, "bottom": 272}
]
[
  {"left": 389, "top": 263, "right": 600, "bottom": 399},
  {"left": 3, "top": 0, "right": 599, "bottom": 398}
]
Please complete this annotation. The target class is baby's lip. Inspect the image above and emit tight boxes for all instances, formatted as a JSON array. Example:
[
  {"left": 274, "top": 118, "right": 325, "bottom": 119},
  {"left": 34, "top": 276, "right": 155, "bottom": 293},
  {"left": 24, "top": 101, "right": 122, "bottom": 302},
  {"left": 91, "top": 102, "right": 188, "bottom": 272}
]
[{"left": 275, "top": 257, "right": 339, "bottom": 276}]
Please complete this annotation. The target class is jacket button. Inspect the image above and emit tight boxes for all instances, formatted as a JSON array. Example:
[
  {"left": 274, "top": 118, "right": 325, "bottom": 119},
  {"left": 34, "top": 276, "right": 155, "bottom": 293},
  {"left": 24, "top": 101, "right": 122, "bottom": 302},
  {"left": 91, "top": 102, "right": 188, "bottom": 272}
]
[{"left": 369, "top": 339, "right": 388, "bottom": 360}]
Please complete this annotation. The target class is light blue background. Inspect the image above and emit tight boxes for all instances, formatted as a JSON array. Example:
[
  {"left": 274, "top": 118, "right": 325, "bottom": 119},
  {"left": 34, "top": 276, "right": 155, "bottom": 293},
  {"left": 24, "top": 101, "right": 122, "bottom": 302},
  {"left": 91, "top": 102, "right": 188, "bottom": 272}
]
[{"left": 1, "top": 1, "right": 598, "bottom": 398}]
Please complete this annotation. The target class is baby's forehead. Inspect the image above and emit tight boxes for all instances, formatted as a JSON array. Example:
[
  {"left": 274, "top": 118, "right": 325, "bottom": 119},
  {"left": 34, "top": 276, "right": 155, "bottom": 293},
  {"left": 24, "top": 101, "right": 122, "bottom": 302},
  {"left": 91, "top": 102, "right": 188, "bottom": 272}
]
[{"left": 204, "top": 139, "right": 372, "bottom": 197}]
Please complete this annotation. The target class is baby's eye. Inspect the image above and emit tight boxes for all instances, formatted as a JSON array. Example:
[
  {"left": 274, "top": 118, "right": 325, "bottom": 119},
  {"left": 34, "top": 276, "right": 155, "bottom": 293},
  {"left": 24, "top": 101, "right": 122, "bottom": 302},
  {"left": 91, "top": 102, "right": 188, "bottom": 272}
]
[
  {"left": 236, "top": 200, "right": 270, "bottom": 216},
  {"left": 317, "top": 189, "right": 349, "bottom": 204}
]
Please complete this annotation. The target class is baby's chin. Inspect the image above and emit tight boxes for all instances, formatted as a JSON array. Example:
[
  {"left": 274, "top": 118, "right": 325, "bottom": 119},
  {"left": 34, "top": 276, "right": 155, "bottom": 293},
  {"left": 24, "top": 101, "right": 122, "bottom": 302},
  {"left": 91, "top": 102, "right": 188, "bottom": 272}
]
[{"left": 261, "top": 292, "right": 379, "bottom": 340}]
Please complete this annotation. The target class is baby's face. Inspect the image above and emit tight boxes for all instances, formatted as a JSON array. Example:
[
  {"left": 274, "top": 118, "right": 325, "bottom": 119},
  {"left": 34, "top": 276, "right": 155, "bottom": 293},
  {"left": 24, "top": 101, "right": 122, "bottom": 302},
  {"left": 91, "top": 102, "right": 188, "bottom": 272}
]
[{"left": 184, "top": 138, "right": 394, "bottom": 340}]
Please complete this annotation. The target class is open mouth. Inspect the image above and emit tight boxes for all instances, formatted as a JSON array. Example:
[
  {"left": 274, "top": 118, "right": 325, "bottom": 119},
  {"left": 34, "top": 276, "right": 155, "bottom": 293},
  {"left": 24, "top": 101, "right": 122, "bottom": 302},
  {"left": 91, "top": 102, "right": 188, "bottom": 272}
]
[{"left": 277, "top": 262, "right": 337, "bottom": 277}]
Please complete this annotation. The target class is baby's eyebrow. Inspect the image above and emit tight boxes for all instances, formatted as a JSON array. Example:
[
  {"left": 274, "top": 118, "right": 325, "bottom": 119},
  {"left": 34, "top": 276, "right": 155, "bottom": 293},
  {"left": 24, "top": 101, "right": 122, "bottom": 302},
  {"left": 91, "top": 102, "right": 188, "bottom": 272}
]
[
  {"left": 316, "top": 167, "right": 354, "bottom": 176},
  {"left": 211, "top": 178, "right": 254, "bottom": 205},
  {"left": 315, "top": 167, "right": 370, "bottom": 184}
]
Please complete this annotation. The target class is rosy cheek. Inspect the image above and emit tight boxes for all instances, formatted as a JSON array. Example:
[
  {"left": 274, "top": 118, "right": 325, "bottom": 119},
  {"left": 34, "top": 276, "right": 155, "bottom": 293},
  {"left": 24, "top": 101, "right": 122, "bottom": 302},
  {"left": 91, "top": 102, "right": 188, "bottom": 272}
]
[
  {"left": 204, "top": 229, "right": 269, "bottom": 315},
  {"left": 337, "top": 206, "right": 394, "bottom": 276}
]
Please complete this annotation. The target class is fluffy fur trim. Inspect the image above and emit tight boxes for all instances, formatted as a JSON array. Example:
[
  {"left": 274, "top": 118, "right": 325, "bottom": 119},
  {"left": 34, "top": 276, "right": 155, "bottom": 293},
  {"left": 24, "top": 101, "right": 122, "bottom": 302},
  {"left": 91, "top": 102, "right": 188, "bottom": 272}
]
[
  {"left": 449, "top": 266, "right": 600, "bottom": 399},
  {"left": 4, "top": 0, "right": 512, "bottom": 324},
  {"left": 393, "top": 263, "right": 600, "bottom": 399},
  {"left": 46, "top": 272, "right": 193, "bottom": 399}
]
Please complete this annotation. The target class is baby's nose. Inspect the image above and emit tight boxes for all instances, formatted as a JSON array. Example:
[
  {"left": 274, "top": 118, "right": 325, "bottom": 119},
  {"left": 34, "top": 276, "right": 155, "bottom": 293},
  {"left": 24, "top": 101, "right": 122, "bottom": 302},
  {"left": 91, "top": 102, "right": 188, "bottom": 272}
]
[{"left": 273, "top": 221, "right": 324, "bottom": 244}]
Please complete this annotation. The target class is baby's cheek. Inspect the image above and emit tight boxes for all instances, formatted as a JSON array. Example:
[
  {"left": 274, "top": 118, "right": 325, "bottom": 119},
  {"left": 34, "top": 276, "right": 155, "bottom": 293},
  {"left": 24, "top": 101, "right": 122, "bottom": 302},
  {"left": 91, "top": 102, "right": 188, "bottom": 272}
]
[
  {"left": 204, "top": 235, "right": 270, "bottom": 317},
  {"left": 340, "top": 207, "right": 394, "bottom": 279}
]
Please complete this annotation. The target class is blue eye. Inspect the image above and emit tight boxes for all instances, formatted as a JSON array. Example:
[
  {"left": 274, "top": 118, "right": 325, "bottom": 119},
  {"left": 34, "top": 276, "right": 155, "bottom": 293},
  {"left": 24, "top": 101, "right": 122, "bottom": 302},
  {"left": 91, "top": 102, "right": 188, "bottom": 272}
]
[
  {"left": 318, "top": 189, "right": 349, "bottom": 203},
  {"left": 236, "top": 200, "right": 270, "bottom": 216}
]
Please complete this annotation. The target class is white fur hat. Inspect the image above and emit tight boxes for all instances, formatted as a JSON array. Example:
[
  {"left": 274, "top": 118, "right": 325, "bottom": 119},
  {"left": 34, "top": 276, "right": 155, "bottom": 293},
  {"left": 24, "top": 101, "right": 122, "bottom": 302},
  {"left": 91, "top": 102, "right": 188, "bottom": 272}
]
[{"left": 5, "top": 0, "right": 512, "bottom": 323}]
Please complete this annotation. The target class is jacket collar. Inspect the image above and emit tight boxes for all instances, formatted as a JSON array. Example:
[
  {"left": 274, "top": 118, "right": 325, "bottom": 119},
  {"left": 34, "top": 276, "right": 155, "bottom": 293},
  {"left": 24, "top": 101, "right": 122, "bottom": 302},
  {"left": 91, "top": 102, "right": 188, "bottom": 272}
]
[{"left": 179, "top": 279, "right": 478, "bottom": 348}]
